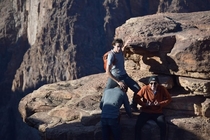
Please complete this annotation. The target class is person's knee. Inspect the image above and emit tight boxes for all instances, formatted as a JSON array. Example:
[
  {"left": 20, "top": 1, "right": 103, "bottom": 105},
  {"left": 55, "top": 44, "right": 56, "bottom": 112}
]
[{"left": 157, "top": 115, "right": 165, "bottom": 122}]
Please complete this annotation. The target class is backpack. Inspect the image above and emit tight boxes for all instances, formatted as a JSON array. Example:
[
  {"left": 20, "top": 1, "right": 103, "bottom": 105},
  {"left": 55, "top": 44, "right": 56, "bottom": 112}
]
[{"left": 103, "top": 51, "right": 115, "bottom": 71}]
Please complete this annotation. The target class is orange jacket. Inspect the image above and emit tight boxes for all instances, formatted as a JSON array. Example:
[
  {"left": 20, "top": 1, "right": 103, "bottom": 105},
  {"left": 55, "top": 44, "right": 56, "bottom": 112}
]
[{"left": 135, "top": 85, "right": 171, "bottom": 113}]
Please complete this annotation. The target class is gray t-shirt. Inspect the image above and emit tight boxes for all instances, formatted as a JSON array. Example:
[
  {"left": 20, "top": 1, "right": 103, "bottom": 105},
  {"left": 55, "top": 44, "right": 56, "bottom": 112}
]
[
  {"left": 100, "top": 87, "right": 132, "bottom": 118},
  {"left": 107, "top": 50, "right": 126, "bottom": 76}
]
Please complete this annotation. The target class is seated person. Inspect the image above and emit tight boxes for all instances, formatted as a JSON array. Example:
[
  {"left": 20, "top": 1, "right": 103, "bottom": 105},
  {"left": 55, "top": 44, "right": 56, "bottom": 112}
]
[{"left": 135, "top": 76, "right": 172, "bottom": 140}]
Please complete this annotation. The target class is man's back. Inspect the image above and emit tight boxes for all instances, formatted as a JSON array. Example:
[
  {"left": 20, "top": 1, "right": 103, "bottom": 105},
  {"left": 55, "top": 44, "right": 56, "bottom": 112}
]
[{"left": 100, "top": 87, "right": 131, "bottom": 118}]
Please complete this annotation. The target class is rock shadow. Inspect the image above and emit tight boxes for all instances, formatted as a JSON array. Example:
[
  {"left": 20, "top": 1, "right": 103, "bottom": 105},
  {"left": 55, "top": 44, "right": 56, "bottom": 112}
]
[
  {"left": 28, "top": 105, "right": 207, "bottom": 140},
  {"left": 0, "top": 36, "right": 41, "bottom": 140},
  {"left": 141, "top": 53, "right": 178, "bottom": 74}
]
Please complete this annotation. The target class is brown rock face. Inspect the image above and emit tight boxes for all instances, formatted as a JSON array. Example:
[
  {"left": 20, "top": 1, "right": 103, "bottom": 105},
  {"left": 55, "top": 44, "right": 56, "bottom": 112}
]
[
  {"left": 1, "top": 0, "right": 210, "bottom": 140},
  {"left": 18, "top": 72, "right": 210, "bottom": 140},
  {"left": 1, "top": 0, "right": 210, "bottom": 93},
  {"left": 201, "top": 98, "right": 210, "bottom": 118},
  {"left": 115, "top": 11, "right": 210, "bottom": 80}
]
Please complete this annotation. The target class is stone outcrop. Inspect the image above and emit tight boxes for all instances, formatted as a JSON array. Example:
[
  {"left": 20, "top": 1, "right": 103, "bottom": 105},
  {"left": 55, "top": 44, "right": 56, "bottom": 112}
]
[
  {"left": 1, "top": 0, "right": 210, "bottom": 93},
  {"left": 115, "top": 11, "right": 210, "bottom": 98},
  {"left": 18, "top": 11, "right": 210, "bottom": 140},
  {"left": 18, "top": 71, "right": 210, "bottom": 140},
  {"left": 1, "top": 0, "right": 210, "bottom": 140},
  {"left": 115, "top": 11, "right": 210, "bottom": 80}
]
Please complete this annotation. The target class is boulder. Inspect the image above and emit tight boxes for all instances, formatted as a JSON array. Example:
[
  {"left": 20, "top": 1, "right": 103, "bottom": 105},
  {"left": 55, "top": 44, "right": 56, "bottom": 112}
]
[
  {"left": 115, "top": 11, "right": 210, "bottom": 80},
  {"left": 18, "top": 73, "right": 210, "bottom": 140}
]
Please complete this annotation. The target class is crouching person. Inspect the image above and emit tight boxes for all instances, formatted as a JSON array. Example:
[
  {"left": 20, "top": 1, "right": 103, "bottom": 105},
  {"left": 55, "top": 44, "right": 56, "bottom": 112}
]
[
  {"left": 100, "top": 85, "right": 132, "bottom": 140},
  {"left": 135, "top": 76, "right": 172, "bottom": 140}
]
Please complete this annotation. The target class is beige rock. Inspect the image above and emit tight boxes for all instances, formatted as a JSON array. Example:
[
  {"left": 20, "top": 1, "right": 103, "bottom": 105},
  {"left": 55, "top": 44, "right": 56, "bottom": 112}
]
[
  {"left": 1, "top": 1, "right": 210, "bottom": 140},
  {"left": 18, "top": 73, "right": 210, "bottom": 140},
  {"left": 201, "top": 98, "right": 210, "bottom": 118},
  {"left": 178, "top": 76, "right": 210, "bottom": 96},
  {"left": 115, "top": 11, "right": 210, "bottom": 79}
]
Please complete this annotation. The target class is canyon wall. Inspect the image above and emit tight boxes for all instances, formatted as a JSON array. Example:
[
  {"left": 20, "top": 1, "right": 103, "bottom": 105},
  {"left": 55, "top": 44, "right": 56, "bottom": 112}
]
[
  {"left": 19, "top": 11, "right": 210, "bottom": 140},
  {"left": 1, "top": 0, "right": 210, "bottom": 140}
]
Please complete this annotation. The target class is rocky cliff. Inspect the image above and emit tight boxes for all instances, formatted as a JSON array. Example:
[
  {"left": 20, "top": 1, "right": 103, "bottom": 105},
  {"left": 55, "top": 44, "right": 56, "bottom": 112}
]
[
  {"left": 1, "top": 0, "right": 210, "bottom": 93},
  {"left": 18, "top": 72, "right": 210, "bottom": 140},
  {"left": 19, "top": 11, "right": 210, "bottom": 140},
  {"left": 1, "top": 0, "right": 210, "bottom": 140}
]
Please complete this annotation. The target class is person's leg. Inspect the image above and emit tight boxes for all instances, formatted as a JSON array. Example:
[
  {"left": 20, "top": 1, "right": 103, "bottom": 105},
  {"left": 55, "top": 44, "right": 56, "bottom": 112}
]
[
  {"left": 121, "top": 74, "right": 140, "bottom": 109},
  {"left": 101, "top": 118, "right": 111, "bottom": 140},
  {"left": 109, "top": 118, "right": 121, "bottom": 140},
  {"left": 135, "top": 112, "right": 150, "bottom": 140},
  {"left": 153, "top": 114, "right": 167, "bottom": 140}
]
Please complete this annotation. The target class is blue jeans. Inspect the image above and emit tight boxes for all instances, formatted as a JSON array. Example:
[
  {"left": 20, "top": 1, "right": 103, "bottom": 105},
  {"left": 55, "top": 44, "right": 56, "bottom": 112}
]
[
  {"left": 105, "top": 74, "right": 140, "bottom": 105},
  {"left": 101, "top": 118, "right": 121, "bottom": 140},
  {"left": 135, "top": 112, "right": 167, "bottom": 140}
]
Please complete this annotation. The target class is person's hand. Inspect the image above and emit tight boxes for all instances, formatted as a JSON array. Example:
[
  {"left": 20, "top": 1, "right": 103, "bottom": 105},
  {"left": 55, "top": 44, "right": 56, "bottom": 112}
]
[
  {"left": 123, "top": 38, "right": 132, "bottom": 48},
  {"left": 146, "top": 100, "right": 159, "bottom": 106},
  {"left": 122, "top": 38, "right": 132, "bottom": 52},
  {"left": 153, "top": 100, "right": 159, "bottom": 106},
  {"left": 117, "top": 81, "right": 126, "bottom": 90},
  {"left": 146, "top": 101, "right": 152, "bottom": 106}
]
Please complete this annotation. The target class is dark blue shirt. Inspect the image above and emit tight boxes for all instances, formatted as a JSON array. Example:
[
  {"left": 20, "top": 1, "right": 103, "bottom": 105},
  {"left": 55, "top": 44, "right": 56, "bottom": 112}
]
[{"left": 100, "top": 87, "right": 132, "bottom": 118}]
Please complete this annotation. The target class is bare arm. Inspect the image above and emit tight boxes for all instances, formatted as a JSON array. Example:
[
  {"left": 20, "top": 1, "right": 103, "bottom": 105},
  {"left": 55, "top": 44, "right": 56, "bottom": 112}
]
[
  {"left": 105, "top": 64, "right": 126, "bottom": 89},
  {"left": 122, "top": 38, "right": 131, "bottom": 52}
]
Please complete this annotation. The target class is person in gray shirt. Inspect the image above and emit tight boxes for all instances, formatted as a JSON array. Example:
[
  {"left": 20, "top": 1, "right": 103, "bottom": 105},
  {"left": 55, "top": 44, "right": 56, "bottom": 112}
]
[
  {"left": 105, "top": 38, "right": 141, "bottom": 111},
  {"left": 100, "top": 85, "right": 132, "bottom": 140}
]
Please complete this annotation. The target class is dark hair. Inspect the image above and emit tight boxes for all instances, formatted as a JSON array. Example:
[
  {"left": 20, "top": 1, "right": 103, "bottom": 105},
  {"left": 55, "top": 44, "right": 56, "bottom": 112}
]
[{"left": 112, "top": 38, "right": 123, "bottom": 45}]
